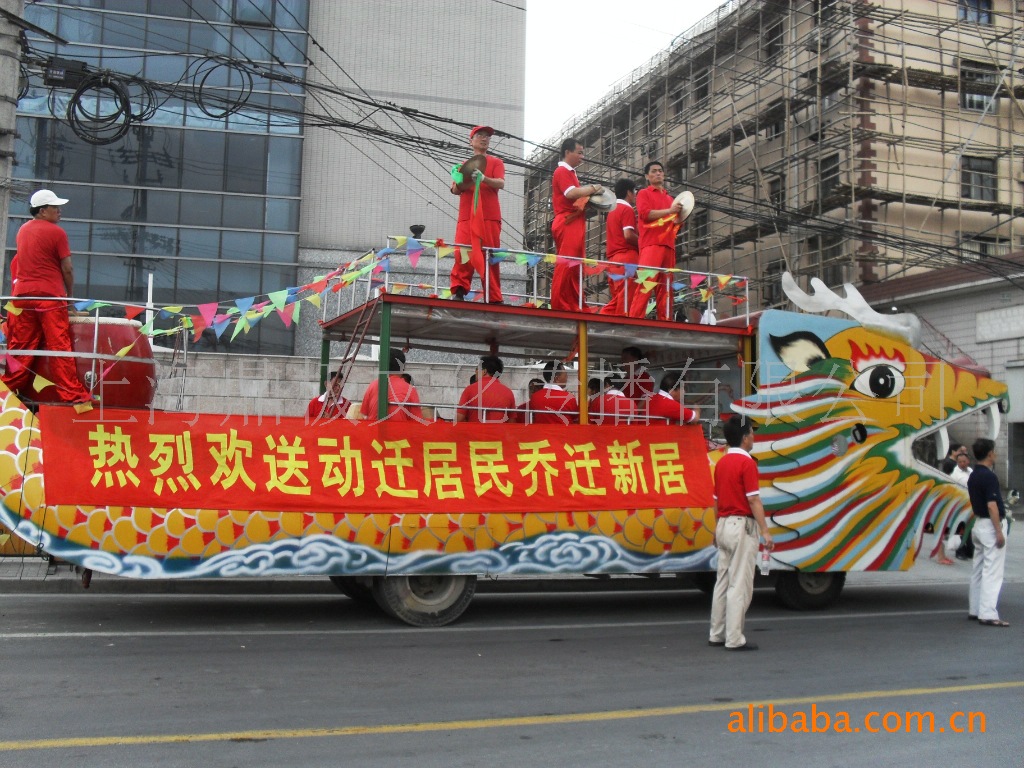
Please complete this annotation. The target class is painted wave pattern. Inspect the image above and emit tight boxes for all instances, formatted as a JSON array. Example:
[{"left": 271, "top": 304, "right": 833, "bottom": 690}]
[{"left": 8, "top": 508, "right": 716, "bottom": 579}]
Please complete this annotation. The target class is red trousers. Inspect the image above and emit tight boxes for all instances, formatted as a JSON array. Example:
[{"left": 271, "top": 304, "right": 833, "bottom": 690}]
[
  {"left": 598, "top": 249, "right": 638, "bottom": 315},
  {"left": 2, "top": 299, "right": 91, "bottom": 402},
  {"left": 627, "top": 245, "right": 675, "bottom": 320},
  {"left": 551, "top": 212, "right": 589, "bottom": 312},
  {"left": 451, "top": 219, "right": 502, "bottom": 302}
]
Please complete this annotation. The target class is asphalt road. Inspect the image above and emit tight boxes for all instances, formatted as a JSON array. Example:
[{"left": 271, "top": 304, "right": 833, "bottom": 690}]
[{"left": 0, "top": 578, "right": 1020, "bottom": 768}]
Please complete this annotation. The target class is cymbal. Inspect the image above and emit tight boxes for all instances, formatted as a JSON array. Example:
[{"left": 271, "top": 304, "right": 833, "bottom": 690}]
[
  {"left": 457, "top": 155, "right": 487, "bottom": 191},
  {"left": 673, "top": 190, "right": 695, "bottom": 222},
  {"left": 587, "top": 188, "right": 615, "bottom": 211}
]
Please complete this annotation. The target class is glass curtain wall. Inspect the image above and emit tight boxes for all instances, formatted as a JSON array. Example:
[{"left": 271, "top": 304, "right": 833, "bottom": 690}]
[{"left": 9, "top": 0, "right": 309, "bottom": 354}]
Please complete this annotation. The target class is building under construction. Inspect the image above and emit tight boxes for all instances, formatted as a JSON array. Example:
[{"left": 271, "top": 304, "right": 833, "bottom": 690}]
[{"left": 524, "top": 0, "right": 1023, "bottom": 316}]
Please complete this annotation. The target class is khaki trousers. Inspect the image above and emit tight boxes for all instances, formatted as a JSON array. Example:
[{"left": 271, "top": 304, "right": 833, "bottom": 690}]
[{"left": 709, "top": 516, "right": 758, "bottom": 648}]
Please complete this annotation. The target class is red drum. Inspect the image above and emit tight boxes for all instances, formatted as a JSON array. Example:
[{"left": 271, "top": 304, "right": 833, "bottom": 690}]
[{"left": 34, "top": 317, "right": 156, "bottom": 408}]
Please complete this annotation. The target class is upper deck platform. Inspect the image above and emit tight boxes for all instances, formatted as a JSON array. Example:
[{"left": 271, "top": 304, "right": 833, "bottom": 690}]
[{"left": 320, "top": 293, "right": 752, "bottom": 362}]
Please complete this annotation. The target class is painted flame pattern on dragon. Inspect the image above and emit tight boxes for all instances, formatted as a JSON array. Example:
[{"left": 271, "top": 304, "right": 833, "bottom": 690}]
[{"left": 0, "top": 274, "right": 1008, "bottom": 580}]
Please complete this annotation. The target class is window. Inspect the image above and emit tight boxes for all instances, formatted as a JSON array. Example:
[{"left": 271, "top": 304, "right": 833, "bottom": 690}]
[
  {"left": 769, "top": 177, "right": 785, "bottom": 208},
  {"left": 819, "top": 153, "right": 841, "bottom": 199},
  {"left": 961, "top": 60, "right": 999, "bottom": 112},
  {"left": 959, "top": 233, "right": 1009, "bottom": 260},
  {"left": 669, "top": 86, "right": 686, "bottom": 118},
  {"left": 689, "top": 210, "right": 709, "bottom": 250},
  {"left": 764, "top": 99, "right": 785, "bottom": 139},
  {"left": 764, "top": 260, "right": 784, "bottom": 305},
  {"left": 693, "top": 69, "right": 709, "bottom": 106},
  {"left": 958, "top": 0, "right": 993, "bottom": 24},
  {"left": 813, "top": 0, "right": 838, "bottom": 25},
  {"left": 806, "top": 235, "right": 845, "bottom": 286},
  {"left": 765, "top": 20, "right": 784, "bottom": 60},
  {"left": 647, "top": 101, "right": 660, "bottom": 134},
  {"left": 961, "top": 156, "right": 997, "bottom": 201},
  {"left": 233, "top": 0, "right": 274, "bottom": 27}
]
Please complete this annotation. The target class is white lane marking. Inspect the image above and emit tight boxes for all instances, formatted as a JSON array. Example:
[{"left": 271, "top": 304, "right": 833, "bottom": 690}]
[{"left": 0, "top": 608, "right": 969, "bottom": 640}]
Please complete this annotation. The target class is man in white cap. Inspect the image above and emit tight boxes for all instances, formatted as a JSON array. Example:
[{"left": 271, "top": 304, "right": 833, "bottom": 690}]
[{"left": 2, "top": 189, "right": 93, "bottom": 410}]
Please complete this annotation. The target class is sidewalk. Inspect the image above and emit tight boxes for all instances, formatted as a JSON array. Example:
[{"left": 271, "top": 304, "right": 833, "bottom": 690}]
[{"left": 2, "top": 530, "right": 1019, "bottom": 595}]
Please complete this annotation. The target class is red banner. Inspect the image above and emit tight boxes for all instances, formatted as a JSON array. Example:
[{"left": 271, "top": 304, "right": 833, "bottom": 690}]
[{"left": 39, "top": 407, "right": 713, "bottom": 514}]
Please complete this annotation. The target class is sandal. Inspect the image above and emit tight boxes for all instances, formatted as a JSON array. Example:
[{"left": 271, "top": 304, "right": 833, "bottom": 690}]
[{"left": 977, "top": 619, "right": 1010, "bottom": 627}]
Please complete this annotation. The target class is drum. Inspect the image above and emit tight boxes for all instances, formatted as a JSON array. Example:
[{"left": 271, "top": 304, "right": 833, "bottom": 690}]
[{"left": 33, "top": 316, "right": 157, "bottom": 408}]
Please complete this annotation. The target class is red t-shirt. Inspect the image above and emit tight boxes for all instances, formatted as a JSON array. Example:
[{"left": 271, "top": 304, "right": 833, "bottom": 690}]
[
  {"left": 528, "top": 384, "right": 579, "bottom": 424},
  {"left": 636, "top": 186, "right": 679, "bottom": 250},
  {"left": 605, "top": 201, "right": 639, "bottom": 260},
  {"left": 457, "top": 155, "right": 504, "bottom": 222},
  {"left": 360, "top": 375, "right": 423, "bottom": 422},
  {"left": 714, "top": 448, "right": 760, "bottom": 518},
  {"left": 621, "top": 368, "right": 657, "bottom": 402},
  {"left": 14, "top": 218, "right": 71, "bottom": 297},
  {"left": 552, "top": 163, "right": 580, "bottom": 217},
  {"left": 645, "top": 391, "right": 698, "bottom": 425},
  {"left": 590, "top": 389, "right": 635, "bottom": 425},
  {"left": 457, "top": 374, "right": 517, "bottom": 423},
  {"left": 307, "top": 394, "right": 351, "bottom": 420}
]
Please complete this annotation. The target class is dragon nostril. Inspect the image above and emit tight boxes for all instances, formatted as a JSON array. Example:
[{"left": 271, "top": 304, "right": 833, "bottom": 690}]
[{"left": 852, "top": 423, "right": 868, "bottom": 444}]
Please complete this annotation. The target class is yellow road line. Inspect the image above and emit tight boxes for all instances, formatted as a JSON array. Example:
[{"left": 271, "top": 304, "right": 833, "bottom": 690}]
[{"left": 1, "top": 681, "right": 1020, "bottom": 752}]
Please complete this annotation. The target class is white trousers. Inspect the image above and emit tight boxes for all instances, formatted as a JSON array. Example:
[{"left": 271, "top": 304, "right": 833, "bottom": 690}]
[
  {"left": 969, "top": 518, "right": 1007, "bottom": 621},
  {"left": 709, "top": 516, "right": 758, "bottom": 648}
]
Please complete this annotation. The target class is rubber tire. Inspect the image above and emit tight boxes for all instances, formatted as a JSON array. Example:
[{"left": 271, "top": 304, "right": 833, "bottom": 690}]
[
  {"left": 774, "top": 571, "right": 846, "bottom": 610},
  {"left": 329, "top": 576, "right": 376, "bottom": 606},
  {"left": 371, "top": 575, "right": 477, "bottom": 627}
]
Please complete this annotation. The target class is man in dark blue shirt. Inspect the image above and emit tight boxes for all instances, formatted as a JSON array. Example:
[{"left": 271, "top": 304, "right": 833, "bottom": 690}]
[{"left": 966, "top": 438, "right": 1008, "bottom": 627}]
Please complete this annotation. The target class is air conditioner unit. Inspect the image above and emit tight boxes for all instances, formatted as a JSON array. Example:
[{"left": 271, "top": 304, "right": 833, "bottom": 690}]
[{"left": 804, "top": 32, "right": 832, "bottom": 53}]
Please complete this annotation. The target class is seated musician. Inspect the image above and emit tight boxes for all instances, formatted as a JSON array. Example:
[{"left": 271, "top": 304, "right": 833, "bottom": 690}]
[
  {"left": 589, "top": 376, "right": 635, "bottom": 426},
  {"left": 359, "top": 350, "right": 423, "bottom": 423},
  {"left": 457, "top": 355, "right": 516, "bottom": 423},
  {"left": 306, "top": 371, "right": 350, "bottom": 422},
  {"left": 528, "top": 360, "right": 578, "bottom": 425},
  {"left": 645, "top": 371, "right": 699, "bottom": 425}
]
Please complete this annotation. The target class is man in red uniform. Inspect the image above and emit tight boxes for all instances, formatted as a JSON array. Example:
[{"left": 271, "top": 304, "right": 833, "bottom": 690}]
[
  {"left": 550, "top": 138, "right": 604, "bottom": 312},
  {"left": 589, "top": 376, "right": 635, "bottom": 426},
  {"left": 645, "top": 371, "right": 700, "bottom": 425},
  {"left": 528, "top": 360, "right": 578, "bottom": 424},
  {"left": 619, "top": 346, "right": 657, "bottom": 409},
  {"left": 360, "top": 349, "right": 423, "bottom": 423},
  {"left": 2, "top": 189, "right": 93, "bottom": 411},
  {"left": 450, "top": 125, "right": 505, "bottom": 303},
  {"left": 510, "top": 378, "right": 544, "bottom": 424},
  {"left": 708, "top": 416, "right": 773, "bottom": 651},
  {"left": 599, "top": 178, "right": 639, "bottom": 316},
  {"left": 306, "top": 371, "right": 350, "bottom": 422},
  {"left": 457, "top": 355, "right": 516, "bottom": 423},
  {"left": 631, "top": 162, "right": 682, "bottom": 320}
]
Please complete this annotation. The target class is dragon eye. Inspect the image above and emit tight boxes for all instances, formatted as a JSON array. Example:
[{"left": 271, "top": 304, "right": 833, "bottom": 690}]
[{"left": 852, "top": 364, "right": 905, "bottom": 399}]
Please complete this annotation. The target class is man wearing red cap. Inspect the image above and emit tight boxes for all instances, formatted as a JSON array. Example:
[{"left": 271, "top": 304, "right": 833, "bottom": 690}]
[
  {"left": 2, "top": 189, "right": 93, "bottom": 410},
  {"left": 450, "top": 125, "right": 504, "bottom": 303},
  {"left": 550, "top": 138, "right": 603, "bottom": 312}
]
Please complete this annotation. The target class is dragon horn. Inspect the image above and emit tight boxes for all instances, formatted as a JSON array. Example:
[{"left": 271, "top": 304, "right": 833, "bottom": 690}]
[{"left": 781, "top": 272, "right": 921, "bottom": 347}]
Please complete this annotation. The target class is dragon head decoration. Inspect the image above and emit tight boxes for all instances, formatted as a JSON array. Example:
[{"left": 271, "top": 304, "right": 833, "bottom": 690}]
[{"left": 733, "top": 273, "right": 1008, "bottom": 571}]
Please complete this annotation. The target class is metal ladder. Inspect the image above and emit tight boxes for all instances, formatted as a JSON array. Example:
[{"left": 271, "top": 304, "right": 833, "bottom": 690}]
[
  {"left": 166, "top": 325, "right": 188, "bottom": 411},
  {"left": 328, "top": 296, "right": 381, "bottom": 399}
]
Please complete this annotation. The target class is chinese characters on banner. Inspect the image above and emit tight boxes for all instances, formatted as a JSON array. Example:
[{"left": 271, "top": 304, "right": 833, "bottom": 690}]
[{"left": 40, "top": 407, "right": 713, "bottom": 514}]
